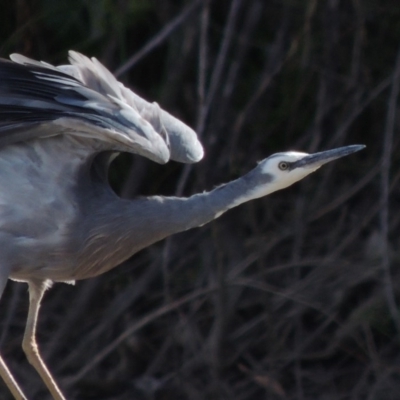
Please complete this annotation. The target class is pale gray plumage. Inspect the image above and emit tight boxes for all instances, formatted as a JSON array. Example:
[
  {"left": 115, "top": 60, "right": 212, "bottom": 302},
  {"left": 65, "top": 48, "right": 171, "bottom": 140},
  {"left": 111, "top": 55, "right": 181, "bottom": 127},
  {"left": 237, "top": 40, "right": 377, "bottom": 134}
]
[{"left": 0, "top": 51, "right": 364, "bottom": 400}]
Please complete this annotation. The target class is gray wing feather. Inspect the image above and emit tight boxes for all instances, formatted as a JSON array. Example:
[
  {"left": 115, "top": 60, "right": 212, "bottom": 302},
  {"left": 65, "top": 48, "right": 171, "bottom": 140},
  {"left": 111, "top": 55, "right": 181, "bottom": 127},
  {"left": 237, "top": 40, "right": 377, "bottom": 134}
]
[
  {"left": 1, "top": 53, "right": 179, "bottom": 163},
  {"left": 63, "top": 51, "right": 204, "bottom": 163},
  {"left": 119, "top": 87, "right": 204, "bottom": 163}
]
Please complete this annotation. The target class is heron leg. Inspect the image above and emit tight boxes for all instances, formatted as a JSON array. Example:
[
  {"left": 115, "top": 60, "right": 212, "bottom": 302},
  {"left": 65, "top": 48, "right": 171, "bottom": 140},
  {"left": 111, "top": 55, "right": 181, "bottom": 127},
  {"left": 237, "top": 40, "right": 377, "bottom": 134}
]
[
  {"left": 0, "top": 356, "right": 27, "bottom": 400},
  {"left": 0, "top": 262, "right": 27, "bottom": 400},
  {"left": 22, "top": 280, "right": 66, "bottom": 400}
]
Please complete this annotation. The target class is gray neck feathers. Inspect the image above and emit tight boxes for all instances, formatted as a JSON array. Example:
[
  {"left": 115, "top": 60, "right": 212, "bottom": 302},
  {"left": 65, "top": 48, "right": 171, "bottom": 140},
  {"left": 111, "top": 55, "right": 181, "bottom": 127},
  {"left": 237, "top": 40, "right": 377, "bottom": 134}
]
[{"left": 77, "top": 171, "right": 266, "bottom": 279}]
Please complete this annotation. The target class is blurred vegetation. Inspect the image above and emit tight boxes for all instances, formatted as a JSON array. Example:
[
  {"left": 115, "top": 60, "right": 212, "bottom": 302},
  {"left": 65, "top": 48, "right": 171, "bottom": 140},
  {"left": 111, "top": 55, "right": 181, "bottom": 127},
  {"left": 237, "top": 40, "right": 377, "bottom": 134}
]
[{"left": 1, "top": 0, "right": 400, "bottom": 399}]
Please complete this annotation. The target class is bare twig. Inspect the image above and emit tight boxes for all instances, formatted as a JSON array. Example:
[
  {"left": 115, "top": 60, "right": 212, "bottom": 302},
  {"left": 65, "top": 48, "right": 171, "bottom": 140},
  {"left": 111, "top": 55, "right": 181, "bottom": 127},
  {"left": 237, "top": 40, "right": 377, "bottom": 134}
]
[
  {"left": 65, "top": 285, "right": 217, "bottom": 385},
  {"left": 380, "top": 45, "right": 400, "bottom": 335},
  {"left": 114, "top": 0, "right": 204, "bottom": 77}
]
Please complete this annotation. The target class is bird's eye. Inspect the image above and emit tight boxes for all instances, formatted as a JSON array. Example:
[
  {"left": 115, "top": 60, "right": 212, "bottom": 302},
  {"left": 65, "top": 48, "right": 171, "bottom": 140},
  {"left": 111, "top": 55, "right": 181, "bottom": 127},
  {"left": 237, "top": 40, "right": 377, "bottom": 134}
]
[{"left": 278, "top": 161, "right": 289, "bottom": 171}]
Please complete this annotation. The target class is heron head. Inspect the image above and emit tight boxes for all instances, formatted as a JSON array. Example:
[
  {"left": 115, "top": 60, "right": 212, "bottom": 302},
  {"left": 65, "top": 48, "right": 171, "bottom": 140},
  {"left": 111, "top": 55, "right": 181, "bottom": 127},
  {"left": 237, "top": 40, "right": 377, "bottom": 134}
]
[
  {"left": 257, "top": 151, "right": 312, "bottom": 192},
  {"left": 253, "top": 145, "right": 365, "bottom": 196}
]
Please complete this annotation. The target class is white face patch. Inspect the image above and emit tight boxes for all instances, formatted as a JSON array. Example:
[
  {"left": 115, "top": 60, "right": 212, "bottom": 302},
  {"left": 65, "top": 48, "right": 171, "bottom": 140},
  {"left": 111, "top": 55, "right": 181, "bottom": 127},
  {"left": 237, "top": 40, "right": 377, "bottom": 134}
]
[
  {"left": 252, "top": 151, "right": 322, "bottom": 197},
  {"left": 259, "top": 152, "right": 308, "bottom": 175},
  {"left": 223, "top": 150, "right": 331, "bottom": 211},
  {"left": 227, "top": 151, "right": 318, "bottom": 208}
]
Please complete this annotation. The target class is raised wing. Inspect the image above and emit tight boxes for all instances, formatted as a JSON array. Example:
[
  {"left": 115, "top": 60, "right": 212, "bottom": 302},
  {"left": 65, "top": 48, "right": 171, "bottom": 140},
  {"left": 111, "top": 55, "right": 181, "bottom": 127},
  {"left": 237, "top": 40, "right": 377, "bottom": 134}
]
[{"left": 2, "top": 51, "right": 203, "bottom": 164}]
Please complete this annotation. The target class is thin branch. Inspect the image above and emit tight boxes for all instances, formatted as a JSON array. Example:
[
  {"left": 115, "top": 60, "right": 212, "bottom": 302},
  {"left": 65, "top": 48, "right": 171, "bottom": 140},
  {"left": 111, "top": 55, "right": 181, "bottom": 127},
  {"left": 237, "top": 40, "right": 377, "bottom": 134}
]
[
  {"left": 201, "top": 0, "right": 243, "bottom": 131},
  {"left": 114, "top": 0, "right": 204, "bottom": 77},
  {"left": 380, "top": 45, "right": 400, "bottom": 335},
  {"left": 65, "top": 286, "right": 217, "bottom": 385},
  {"left": 175, "top": 0, "right": 242, "bottom": 196},
  {"left": 197, "top": 0, "right": 209, "bottom": 112}
]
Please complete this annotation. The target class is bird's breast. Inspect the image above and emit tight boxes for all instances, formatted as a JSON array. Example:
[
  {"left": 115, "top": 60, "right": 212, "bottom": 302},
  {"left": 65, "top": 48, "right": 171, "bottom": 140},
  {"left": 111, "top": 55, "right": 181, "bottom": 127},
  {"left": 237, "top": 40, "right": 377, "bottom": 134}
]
[{"left": 0, "top": 137, "right": 94, "bottom": 281}]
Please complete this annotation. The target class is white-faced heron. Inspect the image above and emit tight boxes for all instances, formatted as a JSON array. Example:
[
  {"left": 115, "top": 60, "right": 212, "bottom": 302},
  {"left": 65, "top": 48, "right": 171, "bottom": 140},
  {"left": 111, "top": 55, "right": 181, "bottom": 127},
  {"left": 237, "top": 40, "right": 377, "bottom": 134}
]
[{"left": 0, "top": 51, "right": 365, "bottom": 399}]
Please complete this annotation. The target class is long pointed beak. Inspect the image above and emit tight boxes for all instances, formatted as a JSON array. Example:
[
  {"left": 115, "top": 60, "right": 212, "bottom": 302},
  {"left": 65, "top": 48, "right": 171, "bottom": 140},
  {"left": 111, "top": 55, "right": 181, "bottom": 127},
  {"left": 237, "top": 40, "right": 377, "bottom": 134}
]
[{"left": 291, "top": 144, "right": 366, "bottom": 170}]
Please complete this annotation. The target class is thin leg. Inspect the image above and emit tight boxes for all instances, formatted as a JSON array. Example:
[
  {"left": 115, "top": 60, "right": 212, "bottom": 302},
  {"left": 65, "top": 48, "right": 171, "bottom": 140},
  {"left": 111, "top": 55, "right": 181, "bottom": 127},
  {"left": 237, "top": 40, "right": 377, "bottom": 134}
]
[
  {"left": 0, "top": 264, "right": 27, "bottom": 400},
  {"left": 22, "top": 280, "right": 66, "bottom": 400},
  {"left": 0, "top": 356, "right": 27, "bottom": 400}
]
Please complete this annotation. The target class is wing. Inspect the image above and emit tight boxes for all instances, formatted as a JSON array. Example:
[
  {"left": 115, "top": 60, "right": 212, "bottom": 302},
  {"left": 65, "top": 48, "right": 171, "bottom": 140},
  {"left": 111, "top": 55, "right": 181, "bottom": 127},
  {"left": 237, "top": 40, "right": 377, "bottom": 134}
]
[
  {"left": 3, "top": 51, "right": 203, "bottom": 164},
  {"left": 59, "top": 51, "right": 203, "bottom": 163}
]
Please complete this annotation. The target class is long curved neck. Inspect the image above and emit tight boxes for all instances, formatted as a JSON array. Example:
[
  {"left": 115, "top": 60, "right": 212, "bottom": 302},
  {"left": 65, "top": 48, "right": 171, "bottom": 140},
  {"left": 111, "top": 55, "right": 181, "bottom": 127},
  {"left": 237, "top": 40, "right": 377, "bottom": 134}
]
[
  {"left": 78, "top": 169, "right": 273, "bottom": 279},
  {"left": 119, "top": 167, "right": 274, "bottom": 244}
]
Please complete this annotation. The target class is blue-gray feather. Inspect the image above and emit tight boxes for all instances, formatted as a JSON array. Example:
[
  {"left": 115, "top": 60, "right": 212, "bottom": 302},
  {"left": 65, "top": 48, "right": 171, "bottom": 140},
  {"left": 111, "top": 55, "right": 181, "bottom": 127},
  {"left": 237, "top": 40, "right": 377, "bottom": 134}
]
[{"left": 0, "top": 52, "right": 204, "bottom": 164}]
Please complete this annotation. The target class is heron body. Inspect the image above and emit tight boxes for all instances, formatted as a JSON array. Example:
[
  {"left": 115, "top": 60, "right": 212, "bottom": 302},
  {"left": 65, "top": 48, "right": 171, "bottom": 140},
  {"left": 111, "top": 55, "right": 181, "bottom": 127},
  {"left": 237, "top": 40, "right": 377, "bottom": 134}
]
[{"left": 0, "top": 52, "right": 364, "bottom": 400}]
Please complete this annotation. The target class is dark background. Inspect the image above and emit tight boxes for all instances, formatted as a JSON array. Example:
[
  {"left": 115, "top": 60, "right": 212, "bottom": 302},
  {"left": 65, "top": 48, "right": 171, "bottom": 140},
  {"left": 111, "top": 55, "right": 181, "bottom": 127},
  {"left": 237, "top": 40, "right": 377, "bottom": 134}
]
[{"left": 0, "top": 1, "right": 399, "bottom": 399}]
